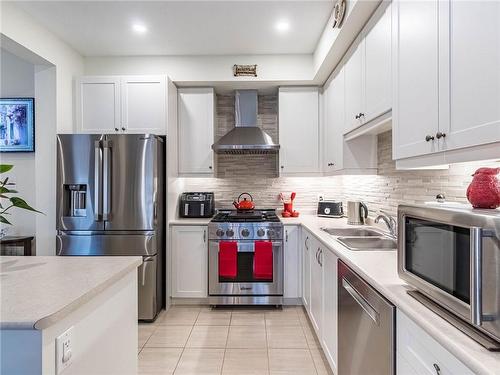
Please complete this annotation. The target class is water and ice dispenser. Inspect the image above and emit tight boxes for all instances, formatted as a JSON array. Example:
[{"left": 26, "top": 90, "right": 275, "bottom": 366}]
[{"left": 64, "top": 184, "right": 87, "bottom": 217}]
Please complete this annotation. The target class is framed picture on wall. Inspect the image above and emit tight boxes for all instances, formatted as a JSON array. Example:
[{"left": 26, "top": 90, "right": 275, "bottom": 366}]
[{"left": 0, "top": 98, "right": 35, "bottom": 152}]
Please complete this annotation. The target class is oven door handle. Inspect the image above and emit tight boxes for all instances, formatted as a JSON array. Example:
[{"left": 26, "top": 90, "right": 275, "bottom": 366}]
[
  {"left": 471, "top": 227, "right": 483, "bottom": 326},
  {"left": 471, "top": 228, "right": 496, "bottom": 326}
]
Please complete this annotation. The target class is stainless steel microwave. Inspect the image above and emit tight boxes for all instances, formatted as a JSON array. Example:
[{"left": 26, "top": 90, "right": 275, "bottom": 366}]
[{"left": 398, "top": 204, "right": 500, "bottom": 344}]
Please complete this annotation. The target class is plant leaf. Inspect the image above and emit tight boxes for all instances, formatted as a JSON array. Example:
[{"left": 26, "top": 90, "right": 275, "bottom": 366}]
[
  {"left": 0, "top": 215, "right": 12, "bottom": 225},
  {"left": 9, "top": 197, "right": 43, "bottom": 214},
  {"left": 0, "top": 186, "right": 17, "bottom": 194},
  {"left": 0, "top": 165, "right": 13, "bottom": 174}
]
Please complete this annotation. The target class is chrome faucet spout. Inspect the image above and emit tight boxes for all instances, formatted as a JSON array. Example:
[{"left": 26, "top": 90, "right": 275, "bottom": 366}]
[{"left": 375, "top": 211, "right": 397, "bottom": 239}]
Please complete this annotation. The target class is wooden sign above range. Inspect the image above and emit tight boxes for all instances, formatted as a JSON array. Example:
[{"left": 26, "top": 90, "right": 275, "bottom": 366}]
[{"left": 233, "top": 64, "right": 257, "bottom": 77}]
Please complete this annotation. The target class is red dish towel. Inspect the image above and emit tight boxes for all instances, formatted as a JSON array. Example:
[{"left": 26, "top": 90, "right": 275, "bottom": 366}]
[
  {"left": 219, "top": 241, "right": 238, "bottom": 279},
  {"left": 254, "top": 241, "right": 273, "bottom": 280}
]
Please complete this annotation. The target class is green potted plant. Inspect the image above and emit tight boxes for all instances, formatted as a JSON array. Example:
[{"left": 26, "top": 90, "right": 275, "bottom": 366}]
[{"left": 0, "top": 164, "right": 41, "bottom": 235}]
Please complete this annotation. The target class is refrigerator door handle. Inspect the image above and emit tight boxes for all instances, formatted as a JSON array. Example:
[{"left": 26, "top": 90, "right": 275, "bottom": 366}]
[
  {"left": 94, "top": 140, "right": 103, "bottom": 221},
  {"left": 102, "top": 139, "right": 112, "bottom": 221}
]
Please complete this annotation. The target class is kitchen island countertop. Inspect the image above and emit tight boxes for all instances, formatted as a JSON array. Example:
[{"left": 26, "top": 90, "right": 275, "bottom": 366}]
[{"left": 0, "top": 256, "right": 142, "bottom": 330}]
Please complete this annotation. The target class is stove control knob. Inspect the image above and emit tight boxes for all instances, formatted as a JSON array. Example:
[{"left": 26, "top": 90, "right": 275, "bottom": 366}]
[
  {"left": 226, "top": 229, "right": 234, "bottom": 237},
  {"left": 257, "top": 228, "right": 265, "bottom": 237},
  {"left": 267, "top": 229, "right": 275, "bottom": 237},
  {"left": 241, "top": 228, "right": 250, "bottom": 237},
  {"left": 216, "top": 229, "right": 225, "bottom": 237}
]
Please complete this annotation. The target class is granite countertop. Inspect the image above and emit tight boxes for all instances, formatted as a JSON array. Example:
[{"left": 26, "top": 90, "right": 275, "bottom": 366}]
[
  {"left": 286, "top": 214, "right": 500, "bottom": 375},
  {"left": 0, "top": 256, "right": 142, "bottom": 330}
]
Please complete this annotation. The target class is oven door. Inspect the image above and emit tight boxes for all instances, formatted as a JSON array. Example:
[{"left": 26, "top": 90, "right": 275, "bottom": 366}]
[
  {"left": 208, "top": 240, "right": 283, "bottom": 296},
  {"left": 398, "top": 213, "right": 472, "bottom": 320}
]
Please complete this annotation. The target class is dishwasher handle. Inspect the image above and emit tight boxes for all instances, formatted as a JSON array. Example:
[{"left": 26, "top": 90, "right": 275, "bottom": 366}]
[{"left": 342, "top": 278, "right": 380, "bottom": 325}]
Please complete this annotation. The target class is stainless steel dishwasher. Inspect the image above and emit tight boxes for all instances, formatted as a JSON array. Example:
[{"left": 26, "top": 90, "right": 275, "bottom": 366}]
[{"left": 338, "top": 260, "right": 395, "bottom": 375}]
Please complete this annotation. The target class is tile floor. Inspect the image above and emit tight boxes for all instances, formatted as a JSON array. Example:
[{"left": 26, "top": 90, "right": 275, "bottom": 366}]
[{"left": 138, "top": 305, "right": 333, "bottom": 375}]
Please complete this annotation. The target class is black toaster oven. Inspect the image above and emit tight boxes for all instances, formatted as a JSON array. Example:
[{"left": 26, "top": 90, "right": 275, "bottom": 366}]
[{"left": 179, "top": 192, "right": 215, "bottom": 218}]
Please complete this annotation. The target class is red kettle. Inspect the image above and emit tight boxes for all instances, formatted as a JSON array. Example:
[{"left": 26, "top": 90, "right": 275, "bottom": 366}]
[{"left": 233, "top": 192, "right": 255, "bottom": 211}]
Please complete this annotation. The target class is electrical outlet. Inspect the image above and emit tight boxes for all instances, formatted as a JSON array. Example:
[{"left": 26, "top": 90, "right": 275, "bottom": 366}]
[{"left": 56, "top": 327, "right": 74, "bottom": 374}]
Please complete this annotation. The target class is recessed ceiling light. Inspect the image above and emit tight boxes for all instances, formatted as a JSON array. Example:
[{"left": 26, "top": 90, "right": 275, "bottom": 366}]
[
  {"left": 275, "top": 20, "right": 290, "bottom": 33},
  {"left": 132, "top": 23, "right": 148, "bottom": 34}
]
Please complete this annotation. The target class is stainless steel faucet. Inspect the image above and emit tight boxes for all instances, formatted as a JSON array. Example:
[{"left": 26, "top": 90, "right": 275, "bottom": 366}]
[{"left": 374, "top": 211, "right": 397, "bottom": 239}]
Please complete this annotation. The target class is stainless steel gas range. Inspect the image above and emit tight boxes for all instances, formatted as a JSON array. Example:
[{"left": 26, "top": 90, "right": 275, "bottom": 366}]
[{"left": 208, "top": 209, "right": 284, "bottom": 305}]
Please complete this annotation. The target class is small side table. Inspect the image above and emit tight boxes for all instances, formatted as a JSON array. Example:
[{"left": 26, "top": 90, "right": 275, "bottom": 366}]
[{"left": 0, "top": 236, "right": 35, "bottom": 256}]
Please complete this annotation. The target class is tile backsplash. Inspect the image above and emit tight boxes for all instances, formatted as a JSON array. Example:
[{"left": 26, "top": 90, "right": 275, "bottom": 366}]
[{"left": 179, "top": 130, "right": 499, "bottom": 217}]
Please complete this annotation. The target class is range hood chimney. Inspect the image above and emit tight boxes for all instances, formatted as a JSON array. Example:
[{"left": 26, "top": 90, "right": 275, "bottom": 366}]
[{"left": 212, "top": 90, "right": 280, "bottom": 154}]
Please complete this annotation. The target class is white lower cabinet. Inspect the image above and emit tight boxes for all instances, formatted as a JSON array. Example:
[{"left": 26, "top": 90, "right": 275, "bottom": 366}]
[
  {"left": 301, "top": 229, "right": 312, "bottom": 312},
  {"left": 321, "top": 248, "right": 338, "bottom": 373},
  {"left": 309, "top": 236, "right": 323, "bottom": 334},
  {"left": 284, "top": 225, "right": 301, "bottom": 299},
  {"left": 170, "top": 225, "right": 208, "bottom": 298},
  {"left": 397, "top": 310, "right": 473, "bottom": 375}
]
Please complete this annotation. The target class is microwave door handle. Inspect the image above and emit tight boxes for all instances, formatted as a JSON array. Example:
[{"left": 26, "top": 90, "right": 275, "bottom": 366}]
[
  {"left": 471, "top": 227, "right": 483, "bottom": 326},
  {"left": 94, "top": 140, "right": 103, "bottom": 221}
]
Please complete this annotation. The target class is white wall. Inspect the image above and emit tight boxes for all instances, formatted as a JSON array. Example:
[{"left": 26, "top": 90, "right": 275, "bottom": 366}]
[
  {"left": 84, "top": 54, "right": 313, "bottom": 88},
  {"left": 0, "top": 49, "right": 36, "bottom": 236},
  {"left": 1, "top": 2, "right": 84, "bottom": 254},
  {"left": 0, "top": 1, "right": 84, "bottom": 133}
]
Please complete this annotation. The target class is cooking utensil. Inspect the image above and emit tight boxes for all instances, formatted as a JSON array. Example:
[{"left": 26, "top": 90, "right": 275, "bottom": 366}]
[{"left": 233, "top": 192, "right": 255, "bottom": 211}]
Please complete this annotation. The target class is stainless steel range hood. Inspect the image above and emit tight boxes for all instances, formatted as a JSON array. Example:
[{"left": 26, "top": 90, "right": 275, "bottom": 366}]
[{"left": 212, "top": 90, "right": 280, "bottom": 154}]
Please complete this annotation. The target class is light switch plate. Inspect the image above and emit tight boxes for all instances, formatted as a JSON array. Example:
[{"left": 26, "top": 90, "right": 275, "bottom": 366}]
[{"left": 56, "top": 326, "right": 74, "bottom": 374}]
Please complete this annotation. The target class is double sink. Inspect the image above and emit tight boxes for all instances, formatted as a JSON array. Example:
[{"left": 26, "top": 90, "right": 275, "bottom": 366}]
[{"left": 321, "top": 227, "right": 397, "bottom": 251}]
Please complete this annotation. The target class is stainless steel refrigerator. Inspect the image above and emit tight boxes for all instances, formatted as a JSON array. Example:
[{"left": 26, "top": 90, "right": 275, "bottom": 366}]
[{"left": 56, "top": 134, "right": 165, "bottom": 321}]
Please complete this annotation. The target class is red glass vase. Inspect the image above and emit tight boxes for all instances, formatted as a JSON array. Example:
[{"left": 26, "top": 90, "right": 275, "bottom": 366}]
[{"left": 466, "top": 167, "right": 500, "bottom": 209}]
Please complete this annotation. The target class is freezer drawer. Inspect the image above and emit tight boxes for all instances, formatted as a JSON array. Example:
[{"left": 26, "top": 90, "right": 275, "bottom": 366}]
[
  {"left": 56, "top": 232, "right": 157, "bottom": 256},
  {"left": 338, "top": 260, "right": 395, "bottom": 375}
]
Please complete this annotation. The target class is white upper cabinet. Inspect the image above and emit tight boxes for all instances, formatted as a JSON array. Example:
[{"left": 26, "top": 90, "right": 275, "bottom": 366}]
[
  {"left": 392, "top": 0, "right": 441, "bottom": 159},
  {"left": 364, "top": 2, "right": 392, "bottom": 123},
  {"left": 177, "top": 88, "right": 215, "bottom": 176},
  {"left": 120, "top": 76, "right": 167, "bottom": 134},
  {"left": 76, "top": 75, "right": 167, "bottom": 135},
  {"left": 344, "top": 1, "right": 392, "bottom": 134},
  {"left": 393, "top": 0, "right": 500, "bottom": 162},
  {"left": 323, "top": 67, "right": 345, "bottom": 172},
  {"left": 444, "top": 0, "right": 500, "bottom": 151},
  {"left": 279, "top": 87, "right": 320, "bottom": 175},
  {"left": 343, "top": 39, "right": 364, "bottom": 133},
  {"left": 322, "top": 67, "right": 378, "bottom": 175},
  {"left": 76, "top": 76, "right": 121, "bottom": 133}
]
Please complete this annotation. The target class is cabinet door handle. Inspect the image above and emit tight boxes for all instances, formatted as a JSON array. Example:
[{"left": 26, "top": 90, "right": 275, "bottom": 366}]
[
  {"left": 433, "top": 364, "right": 441, "bottom": 375},
  {"left": 114, "top": 127, "right": 119, "bottom": 132},
  {"left": 425, "top": 135, "right": 435, "bottom": 142},
  {"left": 305, "top": 236, "right": 309, "bottom": 251},
  {"left": 285, "top": 230, "right": 289, "bottom": 242},
  {"left": 355, "top": 114, "right": 360, "bottom": 119},
  {"left": 436, "top": 132, "right": 446, "bottom": 139},
  {"left": 121, "top": 127, "right": 126, "bottom": 131},
  {"left": 327, "top": 162, "right": 334, "bottom": 166},
  {"left": 281, "top": 165, "right": 284, "bottom": 169},
  {"left": 203, "top": 230, "right": 206, "bottom": 243},
  {"left": 208, "top": 165, "right": 213, "bottom": 169},
  {"left": 319, "top": 249, "right": 323, "bottom": 267}
]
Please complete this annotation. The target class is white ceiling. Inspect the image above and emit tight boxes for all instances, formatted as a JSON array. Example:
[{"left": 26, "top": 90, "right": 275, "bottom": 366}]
[{"left": 13, "top": 1, "right": 334, "bottom": 56}]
